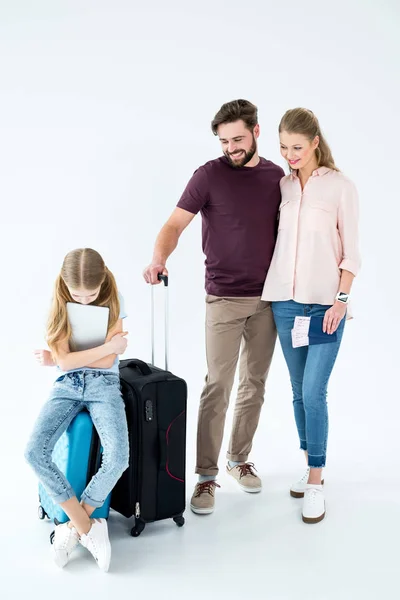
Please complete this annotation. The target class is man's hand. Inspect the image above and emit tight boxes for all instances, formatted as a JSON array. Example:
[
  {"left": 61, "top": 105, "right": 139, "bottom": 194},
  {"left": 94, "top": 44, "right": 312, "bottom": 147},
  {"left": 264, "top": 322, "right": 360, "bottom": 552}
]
[
  {"left": 34, "top": 349, "right": 55, "bottom": 367},
  {"left": 143, "top": 263, "right": 169, "bottom": 285},
  {"left": 323, "top": 302, "right": 347, "bottom": 335}
]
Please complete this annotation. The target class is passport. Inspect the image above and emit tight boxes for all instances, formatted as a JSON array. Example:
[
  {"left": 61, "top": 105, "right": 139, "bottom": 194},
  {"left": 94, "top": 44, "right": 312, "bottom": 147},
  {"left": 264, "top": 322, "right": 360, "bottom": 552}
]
[
  {"left": 291, "top": 316, "right": 337, "bottom": 348},
  {"left": 308, "top": 316, "right": 337, "bottom": 345}
]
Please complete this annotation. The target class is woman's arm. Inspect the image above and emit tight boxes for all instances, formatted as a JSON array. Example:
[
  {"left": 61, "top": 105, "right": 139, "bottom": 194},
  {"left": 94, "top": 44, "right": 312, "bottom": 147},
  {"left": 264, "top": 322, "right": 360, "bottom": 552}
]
[
  {"left": 337, "top": 179, "right": 361, "bottom": 277},
  {"left": 323, "top": 269, "right": 355, "bottom": 334},
  {"left": 336, "top": 269, "right": 355, "bottom": 296},
  {"left": 323, "top": 180, "right": 361, "bottom": 334}
]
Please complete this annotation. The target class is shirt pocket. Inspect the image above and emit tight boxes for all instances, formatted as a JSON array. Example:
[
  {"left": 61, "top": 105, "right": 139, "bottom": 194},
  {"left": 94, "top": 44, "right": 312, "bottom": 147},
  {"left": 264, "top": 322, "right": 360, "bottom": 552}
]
[
  {"left": 278, "top": 198, "right": 294, "bottom": 230},
  {"left": 306, "top": 199, "right": 337, "bottom": 230}
]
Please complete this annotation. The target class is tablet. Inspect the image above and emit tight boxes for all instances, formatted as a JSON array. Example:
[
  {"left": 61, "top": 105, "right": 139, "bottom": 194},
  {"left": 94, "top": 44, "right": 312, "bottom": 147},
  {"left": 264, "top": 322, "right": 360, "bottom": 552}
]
[{"left": 66, "top": 302, "right": 110, "bottom": 351}]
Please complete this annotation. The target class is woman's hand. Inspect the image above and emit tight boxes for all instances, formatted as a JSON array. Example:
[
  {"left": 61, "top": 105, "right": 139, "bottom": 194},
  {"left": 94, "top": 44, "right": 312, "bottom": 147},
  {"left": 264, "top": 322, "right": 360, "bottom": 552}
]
[
  {"left": 107, "top": 332, "right": 129, "bottom": 355},
  {"left": 34, "top": 349, "right": 55, "bottom": 366},
  {"left": 323, "top": 302, "right": 347, "bottom": 334}
]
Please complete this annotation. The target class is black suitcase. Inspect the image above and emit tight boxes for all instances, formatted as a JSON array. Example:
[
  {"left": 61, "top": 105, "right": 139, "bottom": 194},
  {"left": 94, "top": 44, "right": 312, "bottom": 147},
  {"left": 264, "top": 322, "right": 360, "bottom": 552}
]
[{"left": 111, "top": 276, "right": 187, "bottom": 537}]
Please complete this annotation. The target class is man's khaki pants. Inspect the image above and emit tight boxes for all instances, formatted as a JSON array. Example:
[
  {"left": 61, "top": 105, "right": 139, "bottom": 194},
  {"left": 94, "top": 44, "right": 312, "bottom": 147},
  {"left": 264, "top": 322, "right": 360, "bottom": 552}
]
[{"left": 196, "top": 295, "right": 277, "bottom": 476}]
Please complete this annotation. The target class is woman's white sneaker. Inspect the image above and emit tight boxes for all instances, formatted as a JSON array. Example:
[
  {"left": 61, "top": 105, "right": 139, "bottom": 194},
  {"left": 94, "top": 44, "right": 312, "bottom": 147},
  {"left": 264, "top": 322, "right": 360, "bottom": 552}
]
[
  {"left": 51, "top": 523, "right": 79, "bottom": 568},
  {"left": 79, "top": 518, "right": 111, "bottom": 572},
  {"left": 290, "top": 468, "right": 324, "bottom": 498},
  {"left": 302, "top": 484, "right": 325, "bottom": 524}
]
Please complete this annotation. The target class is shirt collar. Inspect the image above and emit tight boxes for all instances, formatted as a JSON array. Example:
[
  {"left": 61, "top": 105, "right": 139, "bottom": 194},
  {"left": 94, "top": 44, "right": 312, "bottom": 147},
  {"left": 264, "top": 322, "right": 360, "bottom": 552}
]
[{"left": 290, "top": 166, "right": 331, "bottom": 181}]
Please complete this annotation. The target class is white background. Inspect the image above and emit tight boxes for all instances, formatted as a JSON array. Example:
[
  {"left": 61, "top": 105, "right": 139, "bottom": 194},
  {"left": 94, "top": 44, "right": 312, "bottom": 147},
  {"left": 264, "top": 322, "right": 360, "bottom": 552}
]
[{"left": 0, "top": 1, "right": 399, "bottom": 598}]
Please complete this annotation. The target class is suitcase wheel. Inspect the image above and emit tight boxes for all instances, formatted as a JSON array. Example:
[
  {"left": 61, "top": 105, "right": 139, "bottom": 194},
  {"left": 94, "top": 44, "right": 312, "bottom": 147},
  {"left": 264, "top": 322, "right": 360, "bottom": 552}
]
[
  {"left": 174, "top": 515, "right": 185, "bottom": 527},
  {"left": 50, "top": 530, "right": 55, "bottom": 545},
  {"left": 131, "top": 519, "right": 146, "bottom": 537},
  {"left": 38, "top": 505, "right": 48, "bottom": 520}
]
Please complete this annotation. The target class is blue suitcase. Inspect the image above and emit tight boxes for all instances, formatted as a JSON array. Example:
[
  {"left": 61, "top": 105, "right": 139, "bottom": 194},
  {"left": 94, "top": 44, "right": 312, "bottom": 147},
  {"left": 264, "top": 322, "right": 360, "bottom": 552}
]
[{"left": 38, "top": 410, "right": 111, "bottom": 524}]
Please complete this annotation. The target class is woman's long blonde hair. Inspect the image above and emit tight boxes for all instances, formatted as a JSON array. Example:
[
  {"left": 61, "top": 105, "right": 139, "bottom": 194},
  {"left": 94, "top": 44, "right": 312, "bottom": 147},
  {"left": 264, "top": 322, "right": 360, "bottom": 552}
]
[
  {"left": 279, "top": 108, "right": 339, "bottom": 171},
  {"left": 47, "top": 248, "right": 120, "bottom": 353}
]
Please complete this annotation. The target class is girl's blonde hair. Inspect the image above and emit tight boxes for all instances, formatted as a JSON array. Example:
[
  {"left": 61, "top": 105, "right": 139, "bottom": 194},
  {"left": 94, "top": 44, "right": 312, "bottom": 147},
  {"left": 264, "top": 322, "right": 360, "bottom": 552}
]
[
  {"left": 47, "top": 248, "right": 120, "bottom": 353},
  {"left": 279, "top": 108, "right": 339, "bottom": 171}
]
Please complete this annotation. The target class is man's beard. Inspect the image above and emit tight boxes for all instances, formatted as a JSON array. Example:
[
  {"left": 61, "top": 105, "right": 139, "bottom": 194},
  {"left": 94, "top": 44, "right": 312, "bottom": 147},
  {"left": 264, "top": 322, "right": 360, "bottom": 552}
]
[{"left": 224, "top": 136, "right": 257, "bottom": 168}]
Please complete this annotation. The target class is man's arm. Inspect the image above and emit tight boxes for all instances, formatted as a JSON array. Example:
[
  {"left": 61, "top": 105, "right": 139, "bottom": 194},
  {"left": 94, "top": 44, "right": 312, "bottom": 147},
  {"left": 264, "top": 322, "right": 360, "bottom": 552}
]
[{"left": 143, "top": 207, "right": 195, "bottom": 284}]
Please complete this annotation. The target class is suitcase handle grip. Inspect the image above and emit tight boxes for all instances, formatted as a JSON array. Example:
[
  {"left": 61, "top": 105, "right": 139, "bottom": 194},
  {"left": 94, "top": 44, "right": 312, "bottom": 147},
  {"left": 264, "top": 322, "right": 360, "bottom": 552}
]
[
  {"left": 123, "top": 359, "right": 152, "bottom": 376},
  {"left": 157, "top": 273, "right": 168, "bottom": 286}
]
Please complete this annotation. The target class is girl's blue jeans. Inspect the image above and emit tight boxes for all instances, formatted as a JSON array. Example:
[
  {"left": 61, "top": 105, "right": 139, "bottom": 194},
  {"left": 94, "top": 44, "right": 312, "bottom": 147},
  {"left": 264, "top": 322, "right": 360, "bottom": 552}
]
[{"left": 25, "top": 370, "right": 129, "bottom": 507}]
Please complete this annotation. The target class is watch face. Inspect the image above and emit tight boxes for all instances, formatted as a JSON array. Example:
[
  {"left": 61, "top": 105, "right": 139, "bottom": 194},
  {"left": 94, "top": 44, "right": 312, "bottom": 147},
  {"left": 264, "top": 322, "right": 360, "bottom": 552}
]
[{"left": 337, "top": 293, "right": 349, "bottom": 303}]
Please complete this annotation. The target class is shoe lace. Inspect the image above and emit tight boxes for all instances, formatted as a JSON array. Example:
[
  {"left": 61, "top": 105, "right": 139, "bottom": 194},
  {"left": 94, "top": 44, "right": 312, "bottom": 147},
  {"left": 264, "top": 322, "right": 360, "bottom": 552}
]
[
  {"left": 195, "top": 481, "right": 220, "bottom": 497},
  {"left": 300, "top": 468, "right": 310, "bottom": 484},
  {"left": 306, "top": 488, "right": 322, "bottom": 505},
  {"left": 237, "top": 462, "right": 257, "bottom": 479},
  {"left": 83, "top": 533, "right": 99, "bottom": 561},
  {"left": 58, "top": 527, "right": 76, "bottom": 551}
]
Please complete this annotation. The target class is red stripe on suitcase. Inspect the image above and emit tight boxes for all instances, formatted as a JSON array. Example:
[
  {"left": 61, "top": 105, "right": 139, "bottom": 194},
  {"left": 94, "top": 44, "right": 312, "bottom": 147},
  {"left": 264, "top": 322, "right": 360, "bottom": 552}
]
[{"left": 165, "top": 411, "right": 185, "bottom": 483}]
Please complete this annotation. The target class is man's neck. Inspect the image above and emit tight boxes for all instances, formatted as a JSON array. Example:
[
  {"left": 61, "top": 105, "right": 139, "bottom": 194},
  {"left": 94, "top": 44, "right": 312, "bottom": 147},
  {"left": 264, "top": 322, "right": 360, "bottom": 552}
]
[{"left": 244, "top": 153, "right": 260, "bottom": 168}]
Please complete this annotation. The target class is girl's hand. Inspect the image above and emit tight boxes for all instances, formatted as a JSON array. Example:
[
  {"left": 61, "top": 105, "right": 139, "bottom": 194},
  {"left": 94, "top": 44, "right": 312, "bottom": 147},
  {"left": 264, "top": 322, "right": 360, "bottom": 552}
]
[
  {"left": 323, "top": 302, "right": 347, "bottom": 335},
  {"left": 34, "top": 349, "right": 55, "bottom": 366},
  {"left": 108, "top": 332, "right": 128, "bottom": 355}
]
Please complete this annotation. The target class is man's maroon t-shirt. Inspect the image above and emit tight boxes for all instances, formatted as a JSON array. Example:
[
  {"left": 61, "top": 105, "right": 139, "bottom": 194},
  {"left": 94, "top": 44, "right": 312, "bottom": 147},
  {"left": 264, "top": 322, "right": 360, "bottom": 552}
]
[{"left": 177, "top": 156, "right": 284, "bottom": 297}]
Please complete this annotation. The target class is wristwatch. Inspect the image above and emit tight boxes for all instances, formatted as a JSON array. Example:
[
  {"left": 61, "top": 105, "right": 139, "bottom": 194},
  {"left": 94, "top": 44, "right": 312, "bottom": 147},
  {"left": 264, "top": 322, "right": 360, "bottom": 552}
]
[{"left": 335, "top": 291, "right": 349, "bottom": 304}]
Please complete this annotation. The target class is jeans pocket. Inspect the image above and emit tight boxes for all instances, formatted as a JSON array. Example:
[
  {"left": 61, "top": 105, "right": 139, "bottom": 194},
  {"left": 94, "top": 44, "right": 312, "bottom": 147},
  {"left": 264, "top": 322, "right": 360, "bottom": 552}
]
[{"left": 99, "top": 373, "right": 120, "bottom": 387}]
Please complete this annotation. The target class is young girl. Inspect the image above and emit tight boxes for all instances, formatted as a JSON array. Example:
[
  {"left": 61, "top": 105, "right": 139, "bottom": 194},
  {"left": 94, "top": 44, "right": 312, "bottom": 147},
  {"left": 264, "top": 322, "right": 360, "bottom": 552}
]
[
  {"left": 262, "top": 108, "right": 361, "bottom": 524},
  {"left": 25, "top": 248, "right": 129, "bottom": 571}
]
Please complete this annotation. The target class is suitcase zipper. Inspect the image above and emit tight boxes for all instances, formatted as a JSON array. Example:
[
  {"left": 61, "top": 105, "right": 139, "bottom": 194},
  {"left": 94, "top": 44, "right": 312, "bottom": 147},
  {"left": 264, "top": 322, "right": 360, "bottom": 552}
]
[
  {"left": 134, "top": 391, "right": 143, "bottom": 520},
  {"left": 128, "top": 384, "right": 142, "bottom": 520},
  {"left": 123, "top": 385, "right": 141, "bottom": 516}
]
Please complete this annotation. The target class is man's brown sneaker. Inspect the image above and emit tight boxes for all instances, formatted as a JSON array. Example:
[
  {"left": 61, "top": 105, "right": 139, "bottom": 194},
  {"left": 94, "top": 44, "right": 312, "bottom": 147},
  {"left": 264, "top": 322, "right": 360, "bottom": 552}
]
[
  {"left": 226, "top": 462, "right": 262, "bottom": 493},
  {"left": 190, "top": 480, "right": 220, "bottom": 514}
]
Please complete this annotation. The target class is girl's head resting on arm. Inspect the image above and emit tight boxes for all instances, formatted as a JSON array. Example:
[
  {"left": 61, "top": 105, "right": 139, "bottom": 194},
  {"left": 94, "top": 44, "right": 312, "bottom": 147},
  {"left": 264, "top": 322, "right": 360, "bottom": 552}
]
[
  {"left": 278, "top": 107, "right": 339, "bottom": 173},
  {"left": 47, "top": 248, "right": 120, "bottom": 352}
]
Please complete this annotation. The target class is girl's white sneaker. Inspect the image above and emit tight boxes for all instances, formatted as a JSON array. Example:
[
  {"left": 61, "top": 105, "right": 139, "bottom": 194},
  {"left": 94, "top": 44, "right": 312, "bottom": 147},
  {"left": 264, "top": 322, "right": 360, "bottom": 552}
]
[
  {"left": 51, "top": 523, "right": 79, "bottom": 568},
  {"left": 79, "top": 518, "right": 111, "bottom": 572}
]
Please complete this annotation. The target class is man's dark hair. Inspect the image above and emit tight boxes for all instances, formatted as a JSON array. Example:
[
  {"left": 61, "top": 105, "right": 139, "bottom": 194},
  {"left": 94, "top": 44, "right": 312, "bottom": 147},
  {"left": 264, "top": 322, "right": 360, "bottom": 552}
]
[{"left": 211, "top": 99, "right": 258, "bottom": 136}]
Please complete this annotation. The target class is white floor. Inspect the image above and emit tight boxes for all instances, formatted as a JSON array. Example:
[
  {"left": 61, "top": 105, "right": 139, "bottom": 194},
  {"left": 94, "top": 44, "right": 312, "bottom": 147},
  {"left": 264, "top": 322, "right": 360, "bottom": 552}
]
[
  {"left": 1, "top": 1, "right": 399, "bottom": 596},
  {"left": 2, "top": 460, "right": 399, "bottom": 600},
  {"left": 2, "top": 324, "right": 399, "bottom": 599}
]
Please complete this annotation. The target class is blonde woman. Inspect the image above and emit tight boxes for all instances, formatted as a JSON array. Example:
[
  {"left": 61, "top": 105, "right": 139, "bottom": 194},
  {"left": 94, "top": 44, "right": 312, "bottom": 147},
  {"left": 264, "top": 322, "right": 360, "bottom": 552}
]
[
  {"left": 25, "top": 248, "right": 129, "bottom": 570},
  {"left": 262, "top": 109, "right": 361, "bottom": 524}
]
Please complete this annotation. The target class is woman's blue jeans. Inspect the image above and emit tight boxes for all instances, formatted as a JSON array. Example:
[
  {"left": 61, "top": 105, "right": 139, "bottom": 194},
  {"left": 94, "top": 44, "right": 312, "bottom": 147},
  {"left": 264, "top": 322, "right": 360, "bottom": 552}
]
[{"left": 272, "top": 301, "right": 345, "bottom": 468}]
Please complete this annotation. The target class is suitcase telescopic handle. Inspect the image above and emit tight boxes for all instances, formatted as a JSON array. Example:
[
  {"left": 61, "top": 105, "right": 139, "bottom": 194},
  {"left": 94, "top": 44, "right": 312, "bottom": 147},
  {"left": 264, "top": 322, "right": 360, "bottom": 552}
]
[{"left": 151, "top": 273, "right": 169, "bottom": 370}]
